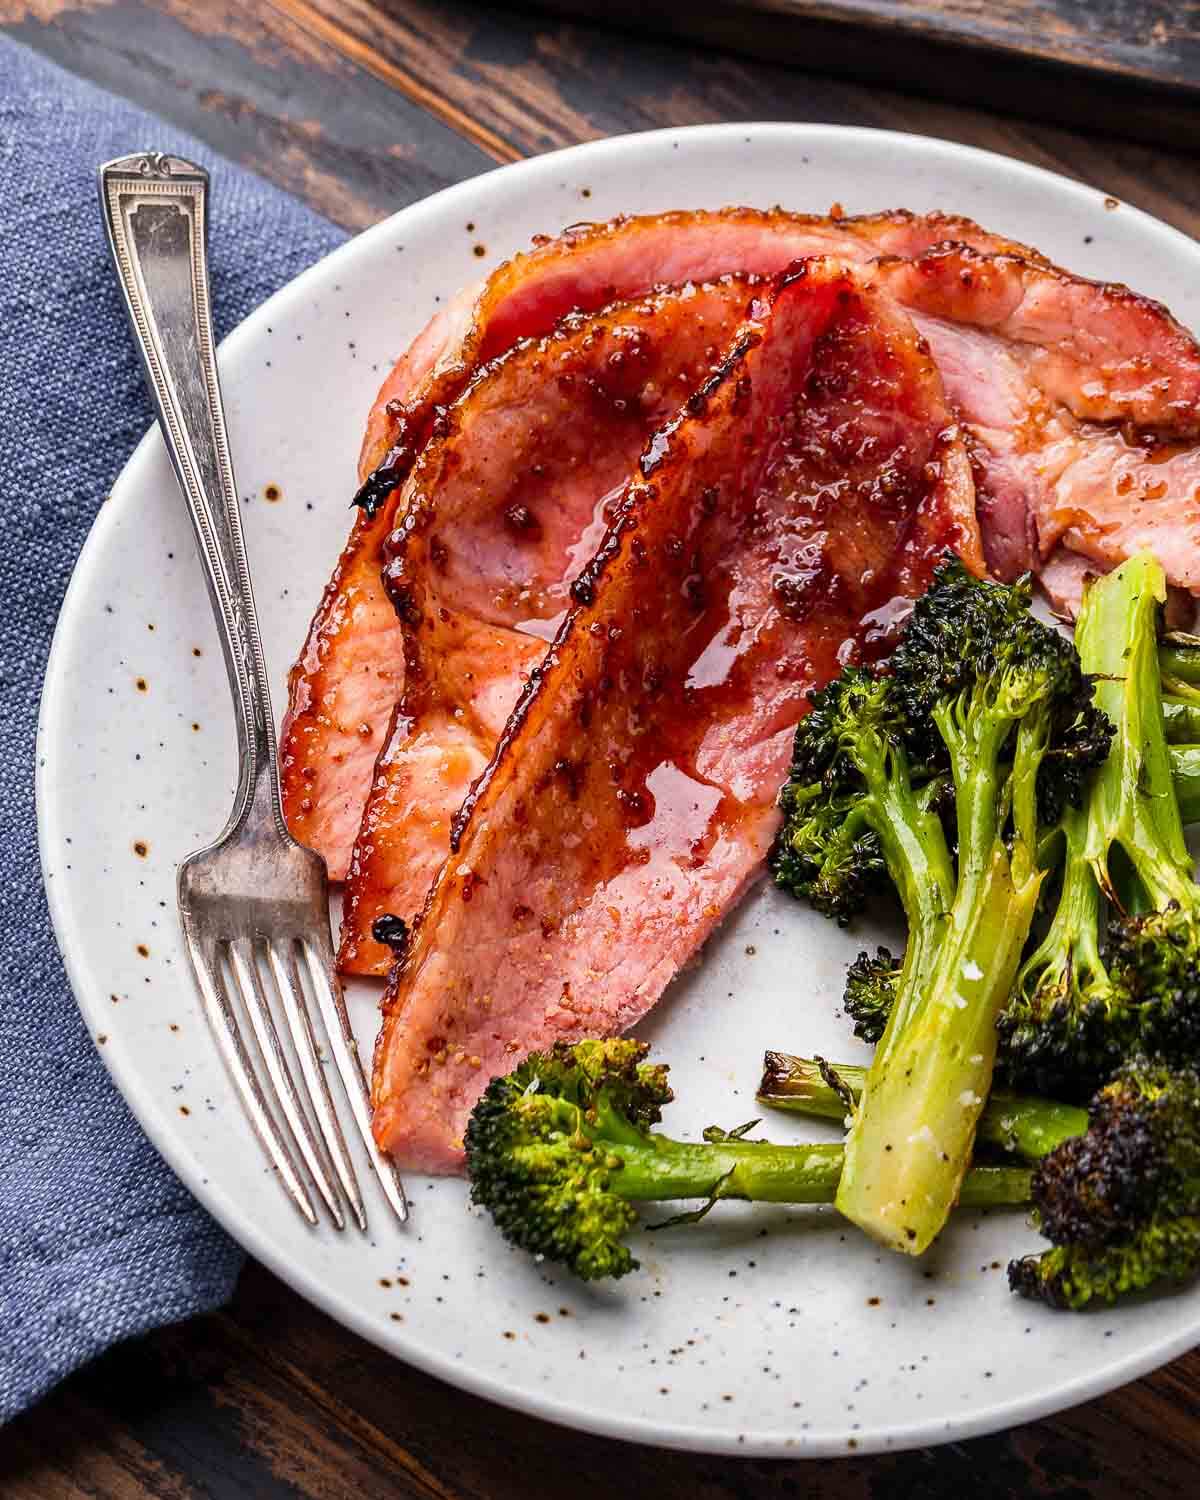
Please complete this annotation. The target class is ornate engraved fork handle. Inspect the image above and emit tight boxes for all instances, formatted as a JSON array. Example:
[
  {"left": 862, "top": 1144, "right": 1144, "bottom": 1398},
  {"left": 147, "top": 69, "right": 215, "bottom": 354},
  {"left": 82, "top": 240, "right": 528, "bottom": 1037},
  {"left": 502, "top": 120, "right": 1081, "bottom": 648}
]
[{"left": 99, "top": 152, "right": 280, "bottom": 836}]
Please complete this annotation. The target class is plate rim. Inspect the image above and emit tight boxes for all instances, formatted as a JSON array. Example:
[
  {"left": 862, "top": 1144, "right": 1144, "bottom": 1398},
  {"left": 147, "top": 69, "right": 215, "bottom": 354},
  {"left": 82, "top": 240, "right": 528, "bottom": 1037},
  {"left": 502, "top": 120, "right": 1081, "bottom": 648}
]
[{"left": 38, "top": 119, "right": 1200, "bottom": 1457}]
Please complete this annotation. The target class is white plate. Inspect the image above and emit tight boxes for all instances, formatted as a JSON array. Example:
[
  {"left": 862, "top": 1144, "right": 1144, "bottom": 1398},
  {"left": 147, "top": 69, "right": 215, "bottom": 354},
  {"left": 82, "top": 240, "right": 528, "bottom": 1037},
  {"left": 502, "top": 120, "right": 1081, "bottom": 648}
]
[{"left": 39, "top": 124, "right": 1200, "bottom": 1457}]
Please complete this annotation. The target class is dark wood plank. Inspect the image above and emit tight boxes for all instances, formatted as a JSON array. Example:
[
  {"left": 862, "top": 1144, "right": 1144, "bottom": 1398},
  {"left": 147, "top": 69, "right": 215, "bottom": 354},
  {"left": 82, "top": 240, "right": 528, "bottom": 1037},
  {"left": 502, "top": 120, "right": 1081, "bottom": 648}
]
[
  {"left": 2, "top": 0, "right": 500, "bottom": 229},
  {"left": 4, "top": 2, "right": 1200, "bottom": 1495},
  {"left": 532, "top": 1, "right": 1200, "bottom": 151},
  {"left": 7, "top": 0, "right": 1200, "bottom": 239},
  {"left": 3, "top": 1260, "right": 1200, "bottom": 1499}
]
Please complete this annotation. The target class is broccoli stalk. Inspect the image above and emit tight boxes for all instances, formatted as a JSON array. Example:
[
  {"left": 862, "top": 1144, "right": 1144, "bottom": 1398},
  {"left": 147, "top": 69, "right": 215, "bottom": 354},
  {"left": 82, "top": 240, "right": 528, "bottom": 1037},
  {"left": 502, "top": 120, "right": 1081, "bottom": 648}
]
[
  {"left": 464, "top": 1039, "right": 1032, "bottom": 1281},
  {"left": 831, "top": 563, "right": 1107, "bottom": 1254},
  {"left": 757, "top": 1051, "right": 1088, "bottom": 1162}
]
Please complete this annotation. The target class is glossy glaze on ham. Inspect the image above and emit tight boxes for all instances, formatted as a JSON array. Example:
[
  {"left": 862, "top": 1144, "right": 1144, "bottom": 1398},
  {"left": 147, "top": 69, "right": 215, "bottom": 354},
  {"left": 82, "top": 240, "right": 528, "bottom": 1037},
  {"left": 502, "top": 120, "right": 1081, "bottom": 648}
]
[
  {"left": 338, "top": 278, "right": 766, "bottom": 974},
  {"left": 370, "top": 259, "right": 981, "bottom": 1171},
  {"left": 280, "top": 208, "right": 1035, "bottom": 877}
]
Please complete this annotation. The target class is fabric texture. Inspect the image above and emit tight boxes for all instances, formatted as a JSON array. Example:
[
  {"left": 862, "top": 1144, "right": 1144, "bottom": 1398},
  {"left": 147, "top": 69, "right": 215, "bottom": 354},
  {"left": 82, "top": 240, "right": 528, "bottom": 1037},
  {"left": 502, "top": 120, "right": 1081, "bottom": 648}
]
[{"left": 0, "top": 37, "right": 346, "bottom": 1422}]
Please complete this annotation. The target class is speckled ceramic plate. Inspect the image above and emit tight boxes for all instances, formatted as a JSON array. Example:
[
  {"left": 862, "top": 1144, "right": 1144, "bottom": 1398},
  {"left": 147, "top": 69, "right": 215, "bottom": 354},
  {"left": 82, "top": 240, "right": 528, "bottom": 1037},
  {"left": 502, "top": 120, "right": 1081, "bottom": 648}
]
[{"left": 39, "top": 125, "right": 1200, "bottom": 1457}]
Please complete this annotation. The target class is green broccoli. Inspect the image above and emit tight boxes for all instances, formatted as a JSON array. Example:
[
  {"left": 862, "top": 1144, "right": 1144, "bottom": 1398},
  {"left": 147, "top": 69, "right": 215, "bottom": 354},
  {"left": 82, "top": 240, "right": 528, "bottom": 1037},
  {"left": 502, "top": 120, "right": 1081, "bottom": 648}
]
[
  {"left": 464, "top": 1039, "right": 1032, "bottom": 1281},
  {"left": 999, "top": 555, "right": 1200, "bottom": 1097},
  {"left": 823, "top": 561, "right": 1108, "bottom": 1253}
]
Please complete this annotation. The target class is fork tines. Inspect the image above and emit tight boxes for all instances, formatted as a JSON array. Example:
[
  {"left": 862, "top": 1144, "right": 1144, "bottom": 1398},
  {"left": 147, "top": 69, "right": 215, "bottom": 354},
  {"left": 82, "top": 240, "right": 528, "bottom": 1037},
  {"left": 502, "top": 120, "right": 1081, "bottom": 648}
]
[{"left": 180, "top": 912, "right": 407, "bottom": 1230}]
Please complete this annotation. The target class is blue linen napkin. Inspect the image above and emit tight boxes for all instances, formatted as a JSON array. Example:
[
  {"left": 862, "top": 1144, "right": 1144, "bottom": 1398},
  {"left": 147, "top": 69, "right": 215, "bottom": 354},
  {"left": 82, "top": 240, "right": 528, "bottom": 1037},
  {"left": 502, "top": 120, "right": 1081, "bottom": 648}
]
[{"left": 0, "top": 37, "right": 347, "bottom": 1422}]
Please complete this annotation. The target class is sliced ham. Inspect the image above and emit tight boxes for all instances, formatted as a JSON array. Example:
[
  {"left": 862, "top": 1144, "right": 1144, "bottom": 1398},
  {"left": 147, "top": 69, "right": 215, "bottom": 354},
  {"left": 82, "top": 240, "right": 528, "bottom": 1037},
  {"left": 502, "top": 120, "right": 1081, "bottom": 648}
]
[
  {"left": 281, "top": 208, "right": 1035, "bottom": 876},
  {"left": 339, "top": 278, "right": 762, "bottom": 973},
  {"left": 370, "top": 258, "right": 980, "bottom": 1171},
  {"left": 342, "top": 237, "right": 1200, "bottom": 973},
  {"left": 872, "top": 245, "right": 1200, "bottom": 584}
]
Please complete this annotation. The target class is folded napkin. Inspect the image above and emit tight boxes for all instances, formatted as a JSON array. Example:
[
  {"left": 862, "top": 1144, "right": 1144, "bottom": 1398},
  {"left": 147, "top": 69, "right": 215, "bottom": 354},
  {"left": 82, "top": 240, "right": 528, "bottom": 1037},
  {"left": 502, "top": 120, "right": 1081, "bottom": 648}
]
[{"left": 0, "top": 37, "right": 347, "bottom": 1422}]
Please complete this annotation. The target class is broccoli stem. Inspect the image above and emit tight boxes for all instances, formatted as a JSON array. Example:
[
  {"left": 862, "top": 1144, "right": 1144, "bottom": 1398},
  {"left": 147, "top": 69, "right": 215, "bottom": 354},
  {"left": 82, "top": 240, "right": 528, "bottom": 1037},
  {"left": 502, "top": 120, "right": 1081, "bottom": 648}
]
[
  {"left": 1159, "top": 635, "right": 1200, "bottom": 685},
  {"left": 585, "top": 1134, "right": 1031, "bottom": 1209},
  {"left": 1079, "top": 556, "right": 1196, "bottom": 912},
  {"left": 837, "top": 701, "right": 1045, "bottom": 1253},
  {"left": 1015, "top": 800, "right": 1109, "bottom": 1007},
  {"left": 1170, "top": 745, "right": 1200, "bottom": 825},
  {"left": 1163, "top": 694, "right": 1200, "bottom": 742},
  {"left": 756, "top": 1052, "right": 1089, "bottom": 1162}
]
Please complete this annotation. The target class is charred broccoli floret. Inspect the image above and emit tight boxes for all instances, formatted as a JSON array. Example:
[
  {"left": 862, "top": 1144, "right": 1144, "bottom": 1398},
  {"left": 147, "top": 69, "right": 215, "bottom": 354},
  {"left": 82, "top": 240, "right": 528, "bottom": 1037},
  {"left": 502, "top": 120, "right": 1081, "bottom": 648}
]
[
  {"left": 842, "top": 947, "right": 898, "bottom": 1044},
  {"left": 1009, "top": 1058, "right": 1200, "bottom": 1308},
  {"left": 464, "top": 1039, "right": 1031, "bottom": 1281}
]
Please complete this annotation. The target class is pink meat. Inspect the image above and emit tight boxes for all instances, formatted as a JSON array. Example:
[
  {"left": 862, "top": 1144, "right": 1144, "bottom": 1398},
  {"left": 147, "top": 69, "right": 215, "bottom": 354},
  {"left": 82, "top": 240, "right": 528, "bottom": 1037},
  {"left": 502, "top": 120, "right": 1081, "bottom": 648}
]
[
  {"left": 370, "top": 258, "right": 980, "bottom": 1171},
  {"left": 282, "top": 208, "right": 1034, "bottom": 876},
  {"left": 339, "top": 278, "right": 769, "bottom": 974},
  {"left": 872, "top": 245, "right": 1200, "bottom": 586}
]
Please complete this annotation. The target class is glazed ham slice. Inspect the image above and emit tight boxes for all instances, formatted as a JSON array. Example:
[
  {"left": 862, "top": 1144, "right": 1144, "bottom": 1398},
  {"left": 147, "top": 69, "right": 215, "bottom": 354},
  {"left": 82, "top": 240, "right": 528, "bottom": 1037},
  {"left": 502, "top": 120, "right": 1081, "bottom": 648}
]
[
  {"left": 370, "top": 258, "right": 981, "bottom": 1171},
  {"left": 338, "top": 278, "right": 762, "bottom": 972},
  {"left": 872, "top": 245, "right": 1200, "bottom": 593},
  {"left": 342, "top": 238, "right": 1200, "bottom": 973},
  {"left": 281, "top": 208, "right": 1034, "bottom": 876}
]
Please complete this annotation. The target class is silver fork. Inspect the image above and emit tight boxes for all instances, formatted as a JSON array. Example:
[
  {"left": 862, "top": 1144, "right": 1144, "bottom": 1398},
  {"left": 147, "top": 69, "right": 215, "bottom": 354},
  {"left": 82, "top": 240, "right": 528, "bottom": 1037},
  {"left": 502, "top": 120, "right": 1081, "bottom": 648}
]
[{"left": 99, "top": 151, "right": 407, "bottom": 1230}]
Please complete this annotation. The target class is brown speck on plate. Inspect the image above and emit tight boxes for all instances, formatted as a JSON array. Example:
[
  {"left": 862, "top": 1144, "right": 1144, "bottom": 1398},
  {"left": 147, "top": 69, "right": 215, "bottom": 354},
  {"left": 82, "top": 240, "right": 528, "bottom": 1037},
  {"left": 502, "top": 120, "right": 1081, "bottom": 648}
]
[
  {"left": 264, "top": 483, "right": 281, "bottom": 501},
  {"left": 135, "top": 677, "right": 148, "bottom": 692},
  {"left": 133, "top": 840, "right": 148, "bottom": 857},
  {"left": 136, "top": 943, "right": 150, "bottom": 958},
  {"left": 1104, "top": 196, "right": 1120, "bottom": 211},
  {"left": 192, "top": 646, "right": 202, "bottom": 657},
  {"left": 866, "top": 1296, "right": 880, "bottom": 1307},
  {"left": 169, "top": 1023, "right": 179, "bottom": 1033},
  {"left": 179, "top": 1105, "right": 190, "bottom": 1116},
  {"left": 503, "top": 1330, "right": 516, "bottom": 1340},
  {"left": 473, "top": 244, "right": 487, "bottom": 258},
  {"left": 97, "top": 1034, "right": 107, "bottom": 1045},
  {"left": 379, "top": 1277, "right": 392, "bottom": 1288}
]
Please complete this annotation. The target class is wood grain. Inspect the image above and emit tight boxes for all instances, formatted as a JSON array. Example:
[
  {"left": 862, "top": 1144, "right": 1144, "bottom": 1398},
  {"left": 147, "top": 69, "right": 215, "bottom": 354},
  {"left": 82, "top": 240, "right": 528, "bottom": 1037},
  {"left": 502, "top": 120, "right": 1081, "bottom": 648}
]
[
  {"left": 534, "top": 0, "right": 1200, "bottom": 149},
  {"left": 3, "top": 1, "right": 1200, "bottom": 1494}
]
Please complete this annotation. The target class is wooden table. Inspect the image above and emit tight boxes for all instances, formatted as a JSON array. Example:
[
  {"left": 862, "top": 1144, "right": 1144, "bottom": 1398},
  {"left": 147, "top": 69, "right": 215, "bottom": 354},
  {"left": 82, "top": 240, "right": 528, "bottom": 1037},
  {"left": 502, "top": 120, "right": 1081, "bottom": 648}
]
[{"left": 4, "top": 3, "right": 1200, "bottom": 1494}]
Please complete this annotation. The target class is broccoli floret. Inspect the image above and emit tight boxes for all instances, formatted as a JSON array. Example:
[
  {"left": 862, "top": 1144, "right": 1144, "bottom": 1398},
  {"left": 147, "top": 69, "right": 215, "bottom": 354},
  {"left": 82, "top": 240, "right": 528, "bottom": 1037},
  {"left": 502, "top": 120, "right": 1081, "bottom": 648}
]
[
  {"left": 771, "top": 666, "right": 952, "bottom": 932},
  {"left": 843, "top": 947, "right": 898, "bottom": 1044},
  {"left": 770, "top": 780, "right": 886, "bottom": 923},
  {"left": 834, "top": 560, "right": 1109, "bottom": 1254},
  {"left": 997, "top": 803, "right": 1126, "bottom": 1097},
  {"left": 464, "top": 1039, "right": 1032, "bottom": 1281},
  {"left": 998, "top": 555, "right": 1200, "bottom": 1098},
  {"left": 1009, "top": 1058, "right": 1200, "bottom": 1307}
]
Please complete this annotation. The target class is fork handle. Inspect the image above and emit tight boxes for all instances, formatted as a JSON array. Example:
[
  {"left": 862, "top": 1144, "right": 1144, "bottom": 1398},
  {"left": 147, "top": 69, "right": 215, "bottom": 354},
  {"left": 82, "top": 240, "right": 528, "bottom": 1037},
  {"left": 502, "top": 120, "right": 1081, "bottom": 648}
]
[{"left": 99, "top": 152, "right": 279, "bottom": 835}]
